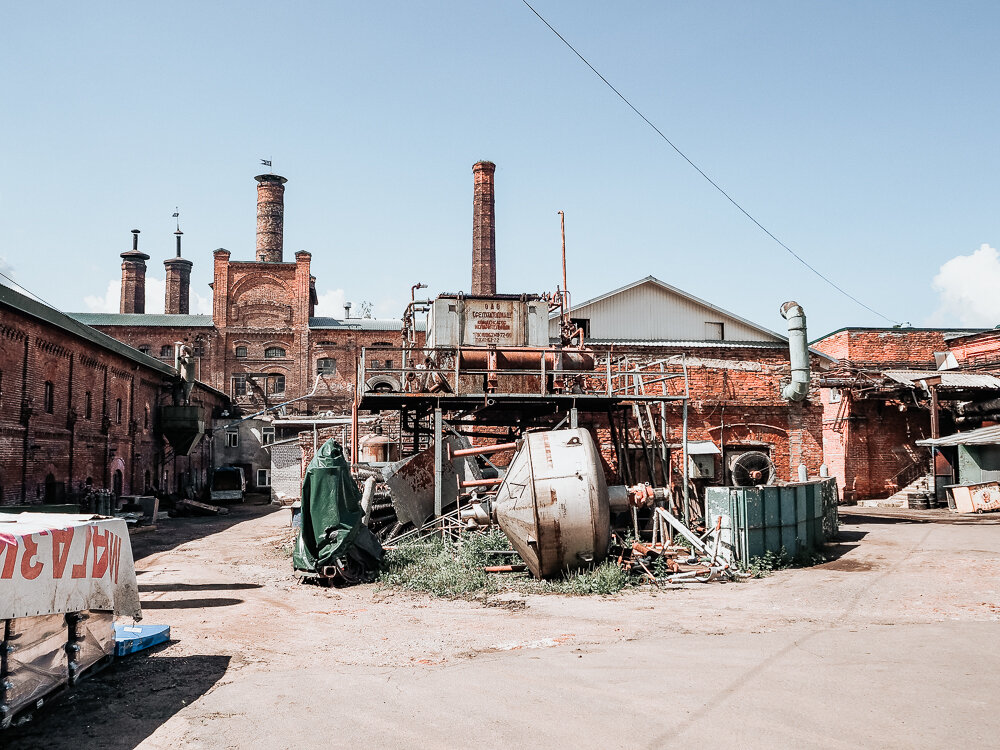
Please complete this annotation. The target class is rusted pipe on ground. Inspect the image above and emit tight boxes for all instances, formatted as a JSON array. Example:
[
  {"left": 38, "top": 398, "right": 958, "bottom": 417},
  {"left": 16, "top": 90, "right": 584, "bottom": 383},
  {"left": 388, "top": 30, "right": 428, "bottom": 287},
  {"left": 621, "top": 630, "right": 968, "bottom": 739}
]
[{"left": 484, "top": 564, "right": 527, "bottom": 573}]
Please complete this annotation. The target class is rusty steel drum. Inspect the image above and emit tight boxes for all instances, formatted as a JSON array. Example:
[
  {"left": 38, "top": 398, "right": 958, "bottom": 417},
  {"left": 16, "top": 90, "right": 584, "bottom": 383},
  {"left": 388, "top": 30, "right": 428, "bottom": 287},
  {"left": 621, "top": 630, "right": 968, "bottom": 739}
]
[{"left": 493, "top": 428, "right": 610, "bottom": 578}]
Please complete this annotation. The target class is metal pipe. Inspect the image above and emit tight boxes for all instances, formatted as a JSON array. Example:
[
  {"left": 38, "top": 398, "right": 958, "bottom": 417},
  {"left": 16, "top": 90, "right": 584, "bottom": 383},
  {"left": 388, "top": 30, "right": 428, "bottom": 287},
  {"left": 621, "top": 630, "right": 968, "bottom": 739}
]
[
  {"left": 780, "top": 301, "right": 810, "bottom": 401},
  {"left": 558, "top": 210, "right": 569, "bottom": 324},
  {"left": 433, "top": 408, "right": 443, "bottom": 517},
  {"left": 451, "top": 442, "right": 517, "bottom": 457},
  {"left": 461, "top": 477, "right": 503, "bottom": 488},
  {"left": 681, "top": 354, "right": 690, "bottom": 527},
  {"left": 457, "top": 348, "right": 594, "bottom": 370}
]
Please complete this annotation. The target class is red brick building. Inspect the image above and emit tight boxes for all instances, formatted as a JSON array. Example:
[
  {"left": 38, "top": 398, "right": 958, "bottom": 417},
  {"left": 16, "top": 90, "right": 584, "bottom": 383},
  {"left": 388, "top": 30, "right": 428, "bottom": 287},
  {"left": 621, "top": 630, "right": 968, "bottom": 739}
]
[
  {"left": 0, "top": 283, "right": 227, "bottom": 505},
  {"left": 811, "top": 327, "right": 987, "bottom": 501},
  {"left": 71, "top": 173, "right": 419, "bottom": 490}
]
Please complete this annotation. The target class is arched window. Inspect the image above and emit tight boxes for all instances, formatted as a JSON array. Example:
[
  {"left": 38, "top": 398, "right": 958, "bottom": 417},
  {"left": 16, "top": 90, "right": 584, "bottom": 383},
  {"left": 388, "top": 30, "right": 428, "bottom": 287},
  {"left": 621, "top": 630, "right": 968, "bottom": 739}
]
[
  {"left": 235, "top": 345, "right": 248, "bottom": 359},
  {"left": 160, "top": 344, "right": 172, "bottom": 358},
  {"left": 264, "top": 346, "right": 286, "bottom": 359},
  {"left": 116, "top": 398, "right": 123, "bottom": 424},
  {"left": 85, "top": 391, "right": 92, "bottom": 420},
  {"left": 144, "top": 406, "right": 150, "bottom": 429},
  {"left": 317, "top": 358, "right": 337, "bottom": 375},
  {"left": 44, "top": 382, "right": 54, "bottom": 413},
  {"left": 138, "top": 344, "right": 151, "bottom": 355}
]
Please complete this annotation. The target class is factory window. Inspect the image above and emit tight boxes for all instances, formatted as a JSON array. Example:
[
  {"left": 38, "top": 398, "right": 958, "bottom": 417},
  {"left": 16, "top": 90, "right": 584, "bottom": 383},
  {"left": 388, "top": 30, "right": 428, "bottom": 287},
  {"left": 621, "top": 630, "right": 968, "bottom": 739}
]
[
  {"left": 262, "top": 426, "right": 275, "bottom": 446},
  {"left": 226, "top": 431, "right": 240, "bottom": 448},
  {"left": 318, "top": 341, "right": 336, "bottom": 346},
  {"left": 235, "top": 345, "right": 248, "bottom": 359},
  {"left": 85, "top": 391, "right": 92, "bottom": 420},
  {"left": 317, "top": 358, "right": 337, "bottom": 375},
  {"left": 44, "top": 382, "right": 54, "bottom": 413},
  {"left": 232, "top": 374, "right": 247, "bottom": 397},
  {"left": 192, "top": 343, "right": 204, "bottom": 357},
  {"left": 138, "top": 344, "right": 151, "bottom": 355},
  {"left": 264, "top": 346, "right": 286, "bottom": 359},
  {"left": 115, "top": 398, "right": 122, "bottom": 424},
  {"left": 267, "top": 374, "right": 286, "bottom": 395},
  {"left": 569, "top": 318, "right": 590, "bottom": 339},
  {"left": 829, "top": 388, "right": 842, "bottom": 404},
  {"left": 256, "top": 468, "right": 271, "bottom": 487},
  {"left": 160, "top": 344, "right": 172, "bottom": 358},
  {"left": 704, "top": 322, "right": 725, "bottom": 340}
]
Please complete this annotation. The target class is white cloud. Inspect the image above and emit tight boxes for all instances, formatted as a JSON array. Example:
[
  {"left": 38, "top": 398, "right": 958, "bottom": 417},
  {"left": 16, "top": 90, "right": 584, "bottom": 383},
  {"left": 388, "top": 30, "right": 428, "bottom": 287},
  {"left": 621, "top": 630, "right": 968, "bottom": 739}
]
[
  {"left": 314, "top": 288, "right": 347, "bottom": 318},
  {"left": 83, "top": 278, "right": 119, "bottom": 313},
  {"left": 930, "top": 244, "right": 1000, "bottom": 327},
  {"left": 0, "top": 256, "right": 14, "bottom": 283},
  {"left": 83, "top": 276, "right": 212, "bottom": 315}
]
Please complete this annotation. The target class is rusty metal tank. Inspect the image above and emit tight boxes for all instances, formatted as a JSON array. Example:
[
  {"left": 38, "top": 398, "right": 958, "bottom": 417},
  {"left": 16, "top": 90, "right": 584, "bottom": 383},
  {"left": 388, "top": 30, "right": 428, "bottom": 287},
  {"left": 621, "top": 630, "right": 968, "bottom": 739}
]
[{"left": 492, "top": 428, "right": 610, "bottom": 578}]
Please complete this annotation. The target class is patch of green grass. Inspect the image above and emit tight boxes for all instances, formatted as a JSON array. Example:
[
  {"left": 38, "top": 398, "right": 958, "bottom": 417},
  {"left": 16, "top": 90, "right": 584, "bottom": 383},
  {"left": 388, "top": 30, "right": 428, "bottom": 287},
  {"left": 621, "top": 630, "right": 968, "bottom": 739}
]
[
  {"left": 531, "top": 561, "right": 631, "bottom": 595},
  {"left": 743, "top": 546, "right": 826, "bottom": 578},
  {"left": 379, "top": 529, "right": 632, "bottom": 598}
]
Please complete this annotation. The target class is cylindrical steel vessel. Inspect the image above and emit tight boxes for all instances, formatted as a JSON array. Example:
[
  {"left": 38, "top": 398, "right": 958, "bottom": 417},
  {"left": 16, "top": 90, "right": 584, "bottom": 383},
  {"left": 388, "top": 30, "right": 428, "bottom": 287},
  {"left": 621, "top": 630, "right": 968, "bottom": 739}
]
[
  {"left": 457, "top": 347, "right": 595, "bottom": 371},
  {"left": 493, "top": 428, "right": 610, "bottom": 578}
]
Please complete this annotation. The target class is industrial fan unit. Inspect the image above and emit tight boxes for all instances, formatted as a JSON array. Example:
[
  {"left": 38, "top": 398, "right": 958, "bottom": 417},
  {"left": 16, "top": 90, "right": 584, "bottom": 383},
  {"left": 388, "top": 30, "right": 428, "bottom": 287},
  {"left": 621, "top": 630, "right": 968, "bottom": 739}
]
[{"left": 729, "top": 450, "right": 776, "bottom": 487}]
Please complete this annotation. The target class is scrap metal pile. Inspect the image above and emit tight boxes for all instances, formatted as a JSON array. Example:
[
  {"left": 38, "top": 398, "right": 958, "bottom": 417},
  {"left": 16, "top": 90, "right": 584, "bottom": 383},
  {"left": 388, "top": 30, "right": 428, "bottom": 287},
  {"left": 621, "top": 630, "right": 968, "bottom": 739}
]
[{"left": 351, "top": 427, "right": 740, "bottom": 584}]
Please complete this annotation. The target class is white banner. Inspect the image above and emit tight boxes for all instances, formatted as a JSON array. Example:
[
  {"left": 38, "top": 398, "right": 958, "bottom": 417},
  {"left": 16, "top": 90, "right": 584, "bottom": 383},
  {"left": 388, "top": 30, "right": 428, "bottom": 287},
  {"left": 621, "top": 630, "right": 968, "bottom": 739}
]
[{"left": 0, "top": 514, "right": 141, "bottom": 620}]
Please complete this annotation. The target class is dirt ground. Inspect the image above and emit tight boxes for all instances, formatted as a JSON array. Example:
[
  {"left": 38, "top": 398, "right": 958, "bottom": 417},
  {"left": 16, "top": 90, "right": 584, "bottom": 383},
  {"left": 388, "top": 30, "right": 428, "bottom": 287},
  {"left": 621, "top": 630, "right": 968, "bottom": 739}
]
[{"left": 5, "top": 500, "right": 1000, "bottom": 750}]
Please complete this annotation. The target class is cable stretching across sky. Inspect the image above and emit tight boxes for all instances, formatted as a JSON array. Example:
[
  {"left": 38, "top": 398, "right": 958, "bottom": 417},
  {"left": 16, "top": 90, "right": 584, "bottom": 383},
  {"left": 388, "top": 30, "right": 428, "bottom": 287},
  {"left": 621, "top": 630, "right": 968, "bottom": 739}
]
[{"left": 520, "top": 0, "right": 898, "bottom": 325}]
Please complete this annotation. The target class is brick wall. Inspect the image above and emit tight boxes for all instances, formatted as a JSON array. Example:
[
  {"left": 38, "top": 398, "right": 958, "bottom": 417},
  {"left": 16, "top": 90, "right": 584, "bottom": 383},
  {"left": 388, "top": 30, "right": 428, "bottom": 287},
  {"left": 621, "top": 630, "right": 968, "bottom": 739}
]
[
  {"left": 812, "top": 329, "right": 948, "bottom": 368},
  {"left": 0, "top": 305, "right": 225, "bottom": 504},
  {"left": 947, "top": 330, "right": 1000, "bottom": 369}
]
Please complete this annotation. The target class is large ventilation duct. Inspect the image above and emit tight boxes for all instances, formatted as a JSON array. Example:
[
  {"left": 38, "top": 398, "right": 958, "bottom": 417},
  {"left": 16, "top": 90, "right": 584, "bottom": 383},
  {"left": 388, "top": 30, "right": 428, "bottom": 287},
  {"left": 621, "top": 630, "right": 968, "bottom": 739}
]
[{"left": 780, "top": 300, "right": 810, "bottom": 402}]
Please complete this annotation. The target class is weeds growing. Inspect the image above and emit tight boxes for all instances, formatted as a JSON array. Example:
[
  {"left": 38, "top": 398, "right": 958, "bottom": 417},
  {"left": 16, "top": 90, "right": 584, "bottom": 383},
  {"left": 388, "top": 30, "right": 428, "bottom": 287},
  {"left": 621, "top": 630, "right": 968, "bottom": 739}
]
[
  {"left": 379, "top": 529, "right": 632, "bottom": 598},
  {"left": 743, "top": 546, "right": 826, "bottom": 578}
]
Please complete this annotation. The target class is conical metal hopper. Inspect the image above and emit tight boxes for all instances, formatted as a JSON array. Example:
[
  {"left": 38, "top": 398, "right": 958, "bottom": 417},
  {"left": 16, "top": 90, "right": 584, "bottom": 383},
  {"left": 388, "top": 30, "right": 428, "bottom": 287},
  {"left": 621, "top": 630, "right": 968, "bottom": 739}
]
[{"left": 493, "top": 428, "right": 611, "bottom": 578}]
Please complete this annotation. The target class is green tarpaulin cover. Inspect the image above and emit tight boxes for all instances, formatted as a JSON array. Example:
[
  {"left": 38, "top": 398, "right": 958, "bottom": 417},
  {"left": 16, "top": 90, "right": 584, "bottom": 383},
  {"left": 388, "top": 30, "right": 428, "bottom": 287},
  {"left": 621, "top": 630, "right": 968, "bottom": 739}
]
[{"left": 293, "top": 439, "right": 383, "bottom": 574}]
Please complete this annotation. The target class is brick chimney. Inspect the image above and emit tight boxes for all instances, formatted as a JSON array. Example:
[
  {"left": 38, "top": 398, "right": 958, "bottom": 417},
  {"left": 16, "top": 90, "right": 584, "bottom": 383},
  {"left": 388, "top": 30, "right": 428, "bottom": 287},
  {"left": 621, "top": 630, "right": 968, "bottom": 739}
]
[
  {"left": 120, "top": 229, "right": 150, "bottom": 314},
  {"left": 254, "top": 173, "right": 288, "bottom": 262},
  {"left": 471, "top": 161, "right": 497, "bottom": 295},
  {"left": 164, "top": 228, "right": 193, "bottom": 314}
]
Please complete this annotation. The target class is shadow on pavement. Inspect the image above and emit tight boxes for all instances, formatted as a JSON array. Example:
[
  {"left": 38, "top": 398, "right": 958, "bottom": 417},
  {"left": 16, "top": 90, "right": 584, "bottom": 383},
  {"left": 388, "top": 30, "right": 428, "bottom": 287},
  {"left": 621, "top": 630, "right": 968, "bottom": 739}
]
[
  {"left": 139, "top": 582, "right": 263, "bottom": 592},
  {"left": 2, "top": 653, "right": 231, "bottom": 750},
  {"left": 130, "top": 500, "right": 283, "bottom": 562},
  {"left": 141, "top": 597, "right": 244, "bottom": 610}
]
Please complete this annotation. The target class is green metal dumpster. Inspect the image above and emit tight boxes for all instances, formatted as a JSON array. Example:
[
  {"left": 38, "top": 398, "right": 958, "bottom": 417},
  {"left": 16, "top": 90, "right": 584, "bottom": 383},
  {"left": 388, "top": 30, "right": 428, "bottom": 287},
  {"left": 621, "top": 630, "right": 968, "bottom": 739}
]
[{"left": 704, "top": 478, "right": 838, "bottom": 563}]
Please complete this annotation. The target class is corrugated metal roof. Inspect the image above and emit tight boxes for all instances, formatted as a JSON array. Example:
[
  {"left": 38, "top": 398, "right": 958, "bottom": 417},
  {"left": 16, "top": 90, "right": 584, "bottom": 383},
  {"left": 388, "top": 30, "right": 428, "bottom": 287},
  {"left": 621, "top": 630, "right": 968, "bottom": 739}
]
[
  {"left": 2, "top": 284, "right": 176, "bottom": 377},
  {"left": 309, "top": 317, "right": 425, "bottom": 332},
  {"left": 917, "top": 425, "right": 1000, "bottom": 447},
  {"left": 883, "top": 370, "right": 1000, "bottom": 389},
  {"left": 579, "top": 339, "right": 787, "bottom": 349},
  {"left": 70, "top": 313, "right": 215, "bottom": 327}
]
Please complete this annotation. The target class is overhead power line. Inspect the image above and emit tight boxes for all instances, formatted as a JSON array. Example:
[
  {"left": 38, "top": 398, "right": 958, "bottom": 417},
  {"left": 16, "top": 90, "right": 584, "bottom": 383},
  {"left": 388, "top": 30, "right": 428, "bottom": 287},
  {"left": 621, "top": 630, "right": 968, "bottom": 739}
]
[{"left": 520, "top": 0, "right": 897, "bottom": 325}]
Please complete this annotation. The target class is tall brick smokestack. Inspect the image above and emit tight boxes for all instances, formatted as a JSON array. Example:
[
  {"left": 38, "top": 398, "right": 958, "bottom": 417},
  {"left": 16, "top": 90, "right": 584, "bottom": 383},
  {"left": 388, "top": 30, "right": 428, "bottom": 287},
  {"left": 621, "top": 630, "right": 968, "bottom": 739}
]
[
  {"left": 120, "top": 229, "right": 150, "bottom": 314},
  {"left": 164, "top": 228, "right": 193, "bottom": 314},
  {"left": 254, "top": 173, "right": 288, "bottom": 262},
  {"left": 471, "top": 161, "right": 496, "bottom": 295}
]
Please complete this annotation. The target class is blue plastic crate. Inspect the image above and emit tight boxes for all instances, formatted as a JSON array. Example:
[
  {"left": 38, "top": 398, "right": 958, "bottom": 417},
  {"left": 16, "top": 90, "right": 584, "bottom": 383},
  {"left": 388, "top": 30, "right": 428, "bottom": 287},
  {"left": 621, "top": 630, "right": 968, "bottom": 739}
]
[{"left": 113, "top": 623, "right": 171, "bottom": 656}]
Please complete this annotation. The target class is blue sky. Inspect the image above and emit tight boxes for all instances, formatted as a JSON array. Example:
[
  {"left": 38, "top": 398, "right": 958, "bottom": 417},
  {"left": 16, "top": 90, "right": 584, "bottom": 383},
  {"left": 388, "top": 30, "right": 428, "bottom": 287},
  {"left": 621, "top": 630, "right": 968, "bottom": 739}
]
[{"left": 2, "top": 1, "right": 999, "bottom": 337}]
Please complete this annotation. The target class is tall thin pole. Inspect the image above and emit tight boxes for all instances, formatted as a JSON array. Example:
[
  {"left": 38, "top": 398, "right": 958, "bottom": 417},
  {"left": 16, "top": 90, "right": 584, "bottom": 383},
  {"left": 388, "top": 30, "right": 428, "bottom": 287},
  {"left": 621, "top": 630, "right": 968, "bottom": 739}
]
[
  {"left": 681, "top": 354, "right": 690, "bottom": 527},
  {"left": 558, "top": 211, "right": 569, "bottom": 323}
]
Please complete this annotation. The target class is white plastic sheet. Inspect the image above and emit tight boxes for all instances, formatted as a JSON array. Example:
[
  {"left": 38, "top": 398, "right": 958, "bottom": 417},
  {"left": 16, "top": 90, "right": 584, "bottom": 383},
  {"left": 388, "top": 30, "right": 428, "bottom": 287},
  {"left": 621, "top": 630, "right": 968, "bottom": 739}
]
[{"left": 0, "top": 514, "right": 141, "bottom": 620}]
